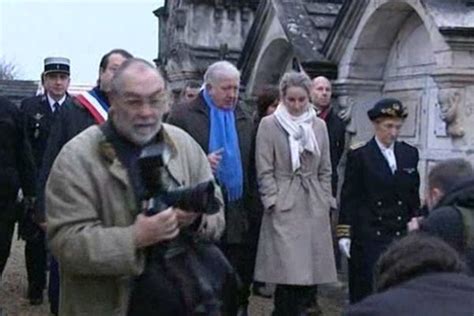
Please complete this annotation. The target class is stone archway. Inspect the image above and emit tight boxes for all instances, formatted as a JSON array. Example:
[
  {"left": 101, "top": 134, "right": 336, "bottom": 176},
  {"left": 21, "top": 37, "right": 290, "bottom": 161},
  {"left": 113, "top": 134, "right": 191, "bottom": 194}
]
[
  {"left": 333, "top": 0, "right": 443, "bottom": 191},
  {"left": 337, "top": 1, "right": 437, "bottom": 146},
  {"left": 250, "top": 38, "right": 293, "bottom": 95}
]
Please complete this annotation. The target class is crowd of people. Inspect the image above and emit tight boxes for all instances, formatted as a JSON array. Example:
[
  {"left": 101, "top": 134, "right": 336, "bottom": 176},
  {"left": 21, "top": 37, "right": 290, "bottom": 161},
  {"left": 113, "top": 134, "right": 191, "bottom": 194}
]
[{"left": 0, "top": 50, "right": 473, "bottom": 316}]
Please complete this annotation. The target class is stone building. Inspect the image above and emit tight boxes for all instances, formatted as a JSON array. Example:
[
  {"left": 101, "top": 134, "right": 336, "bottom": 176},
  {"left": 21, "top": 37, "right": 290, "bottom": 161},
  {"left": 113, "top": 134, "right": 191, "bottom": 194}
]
[
  {"left": 155, "top": 0, "right": 474, "bottom": 185},
  {"left": 322, "top": 0, "right": 474, "bottom": 186},
  {"left": 154, "top": 0, "right": 259, "bottom": 99}
]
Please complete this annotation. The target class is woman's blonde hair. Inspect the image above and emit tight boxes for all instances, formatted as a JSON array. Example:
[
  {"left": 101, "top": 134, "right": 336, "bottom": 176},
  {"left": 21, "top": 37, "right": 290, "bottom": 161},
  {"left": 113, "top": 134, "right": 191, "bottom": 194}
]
[{"left": 279, "top": 71, "right": 312, "bottom": 99}]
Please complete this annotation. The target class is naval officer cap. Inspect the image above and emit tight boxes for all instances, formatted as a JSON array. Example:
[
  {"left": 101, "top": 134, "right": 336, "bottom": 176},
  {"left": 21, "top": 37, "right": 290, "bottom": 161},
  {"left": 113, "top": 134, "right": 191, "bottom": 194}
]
[
  {"left": 367, "top": 98, "right": 408, "bottom": 121},
  {"left": 43, "top": 57, "right": 70, "bottom": 75}
]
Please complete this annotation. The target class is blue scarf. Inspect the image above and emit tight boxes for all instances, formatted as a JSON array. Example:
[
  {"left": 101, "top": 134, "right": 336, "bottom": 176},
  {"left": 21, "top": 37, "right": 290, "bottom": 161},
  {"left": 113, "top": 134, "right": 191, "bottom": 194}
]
[{"left": 203, "top": 89, "right": 243, "bottom": 201}]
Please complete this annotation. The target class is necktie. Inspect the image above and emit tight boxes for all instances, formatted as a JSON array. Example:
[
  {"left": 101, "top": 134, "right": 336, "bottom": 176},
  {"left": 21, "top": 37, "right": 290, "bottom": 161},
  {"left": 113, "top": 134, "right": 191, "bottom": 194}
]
[
  {"left": 385, "top": 149, "right": 397, "bottom": 174},
  {"left": 53, "top": 102, "right": 60, "bottom": 114}
]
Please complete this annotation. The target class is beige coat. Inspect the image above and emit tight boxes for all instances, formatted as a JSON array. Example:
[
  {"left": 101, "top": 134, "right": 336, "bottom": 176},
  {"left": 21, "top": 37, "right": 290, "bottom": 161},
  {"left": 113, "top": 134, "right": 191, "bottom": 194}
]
[
  {"left": 46, "top": 124, "right": 225, "bottom": 316},
  {"left": 254, "top": 115, "right": 337, "bottom": 285}
]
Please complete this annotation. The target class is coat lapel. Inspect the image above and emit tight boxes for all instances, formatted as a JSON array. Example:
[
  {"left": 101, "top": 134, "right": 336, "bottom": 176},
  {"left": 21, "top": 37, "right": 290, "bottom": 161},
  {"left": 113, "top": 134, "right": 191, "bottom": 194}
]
[
  {"left": 108, "top": 159, "right": 130, "bottom": 188},
  {"left": 368, "top": 138, "right": 394, "bottom": 178}
]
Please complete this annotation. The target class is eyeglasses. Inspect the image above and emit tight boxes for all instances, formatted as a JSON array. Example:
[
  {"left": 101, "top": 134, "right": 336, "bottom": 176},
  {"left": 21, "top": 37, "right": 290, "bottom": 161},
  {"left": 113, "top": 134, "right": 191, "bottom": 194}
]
[{"left": 120, "top": 92, "right": 168, "bottom": 109}]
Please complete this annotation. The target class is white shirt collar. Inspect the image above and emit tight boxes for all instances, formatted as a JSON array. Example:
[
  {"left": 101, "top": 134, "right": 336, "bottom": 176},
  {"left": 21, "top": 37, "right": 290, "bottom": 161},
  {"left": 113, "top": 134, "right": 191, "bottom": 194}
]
[
  {"left": 375, "top": 136, "right": 394, "bottom": 152},
  {"left": 47, "top": 93, "right": 67, "bottom": 112}
]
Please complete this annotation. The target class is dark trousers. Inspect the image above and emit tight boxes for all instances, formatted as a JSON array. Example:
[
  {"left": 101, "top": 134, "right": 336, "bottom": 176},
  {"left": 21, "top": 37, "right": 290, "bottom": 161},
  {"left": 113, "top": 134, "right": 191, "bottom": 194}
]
[
  {"left": 273, "top": 284, "right": 315, "bottom": 316},
  {"left": 349, "top": 239, "right": 390, "bottom": 303},
  {"left": 0, "top": 220, "right": 15, "bottom": 277},
  {"left": 24, "top": 228, "right": 47, "bottom": 297},
  {"left": 48, "top": 256, "right": 59, "bottom": 315},
  {"left": 330, "top": 208, "right": 341, "bottom": 271},
  {"left": 220, "top": 243, "right": 254, "bottom": 308}
]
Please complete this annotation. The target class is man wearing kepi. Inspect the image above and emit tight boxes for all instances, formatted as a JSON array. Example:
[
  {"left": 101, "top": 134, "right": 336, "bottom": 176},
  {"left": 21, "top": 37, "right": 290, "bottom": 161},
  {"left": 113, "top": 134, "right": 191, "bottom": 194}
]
[
  {"left": 20, "top": 56, "right": 71, "bottom": 305},
  {"left": 167, "top": 61, "right": 256, "bottom": 315},
  {"left": 338, "top": 98, "right": 420, "bottom": 303},
  {"left": 45, "top": 58, "right": 225, "bottom": 315}
]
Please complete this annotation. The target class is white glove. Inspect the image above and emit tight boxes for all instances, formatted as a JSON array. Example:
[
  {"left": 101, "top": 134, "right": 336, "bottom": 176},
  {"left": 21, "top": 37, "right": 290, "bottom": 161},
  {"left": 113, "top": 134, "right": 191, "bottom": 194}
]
[{"left": 338, "top": 238, "right": 351, "bottom": 259}]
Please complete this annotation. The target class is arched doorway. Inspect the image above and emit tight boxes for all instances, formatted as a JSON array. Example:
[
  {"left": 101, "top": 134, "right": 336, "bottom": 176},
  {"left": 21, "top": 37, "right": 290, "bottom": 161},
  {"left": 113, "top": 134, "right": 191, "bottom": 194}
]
[
  {"left": 249, "top": 38, "right": 293, "bottom": 95},
  {"left": 341, "top": 1, "right": 436, "bottom": 147}
]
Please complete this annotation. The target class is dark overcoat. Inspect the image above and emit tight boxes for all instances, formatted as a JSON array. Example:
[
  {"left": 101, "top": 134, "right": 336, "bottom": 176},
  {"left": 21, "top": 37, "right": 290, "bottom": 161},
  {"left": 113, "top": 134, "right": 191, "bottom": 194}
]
[
  {"left": 322, "top": 107, "right": 345, "bottom": 197},
  {"left": 0, "top": 96, "right": 36, "bottom": 221},
  {"left": 167, "top": 92, "right": 256, "bottom": 244}
]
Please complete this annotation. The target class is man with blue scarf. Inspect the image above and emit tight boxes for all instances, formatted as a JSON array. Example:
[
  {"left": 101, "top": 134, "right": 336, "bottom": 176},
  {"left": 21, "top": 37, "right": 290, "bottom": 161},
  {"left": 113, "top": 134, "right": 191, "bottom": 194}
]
[
  {"left": 168, "top": 61, "right": 257, "bottom": 316},
  {"left": 35, "top": 49, "right": 133, "bottom": 316}
]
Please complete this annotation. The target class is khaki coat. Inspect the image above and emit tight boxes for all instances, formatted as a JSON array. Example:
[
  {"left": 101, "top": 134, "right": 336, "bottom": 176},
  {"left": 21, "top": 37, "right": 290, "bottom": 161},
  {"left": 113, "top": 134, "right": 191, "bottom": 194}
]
[
  {"left": 46, "top": 124, "right": 224, "bottom": 315},
  {"left": 254, "top": 115, "right": 337, "bottom": 285}
]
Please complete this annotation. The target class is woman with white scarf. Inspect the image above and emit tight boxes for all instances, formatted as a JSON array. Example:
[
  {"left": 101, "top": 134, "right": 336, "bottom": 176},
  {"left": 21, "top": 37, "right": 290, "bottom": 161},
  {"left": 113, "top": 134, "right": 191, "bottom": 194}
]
[{"left": 254, "top": 72, "right": 337, "bottom": 315}]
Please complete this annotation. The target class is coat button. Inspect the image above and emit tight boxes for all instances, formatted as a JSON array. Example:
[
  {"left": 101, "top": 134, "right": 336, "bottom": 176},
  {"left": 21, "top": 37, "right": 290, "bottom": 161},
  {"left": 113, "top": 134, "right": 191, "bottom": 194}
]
[
  {"left": 377, "top": 231, "right": 381, "bottom": 236},
  {"left": 378, "top": 216, "right": 382, "bottom": 221},
  {"left": 396, "top": 231, "right": 400, "bottom": 236},
  {"left": 398, "top": 201, "right": 402, "bottom": 206},
  {"left": 377, "top": 201, "right": 382, "bottom": 206},
  {"left": 397, "top": 216, "right": 402, "bottom": 221}
]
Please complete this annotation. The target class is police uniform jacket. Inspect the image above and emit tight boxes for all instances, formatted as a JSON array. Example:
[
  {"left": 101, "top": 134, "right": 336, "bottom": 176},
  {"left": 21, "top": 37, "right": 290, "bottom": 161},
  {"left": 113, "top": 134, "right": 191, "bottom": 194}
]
[
  {"left": 36, "top": 92, "right": 103, "bottom": 222},
  {"left": 20, "top": 94, "right": 71, "bottom": 171},
  {"left": 338, "top": 138, "right": 420, "bottom": 243}
]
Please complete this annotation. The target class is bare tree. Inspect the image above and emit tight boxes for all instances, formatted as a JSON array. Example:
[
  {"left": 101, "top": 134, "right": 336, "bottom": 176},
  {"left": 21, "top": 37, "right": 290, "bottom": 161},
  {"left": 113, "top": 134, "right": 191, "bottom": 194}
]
[{"left": 0, "top": 59, "right": 18, "bottom": 80}]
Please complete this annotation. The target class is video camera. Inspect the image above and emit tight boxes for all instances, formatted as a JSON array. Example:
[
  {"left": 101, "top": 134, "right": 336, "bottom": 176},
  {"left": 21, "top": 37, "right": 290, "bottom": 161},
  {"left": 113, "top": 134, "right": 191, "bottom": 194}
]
[
  {"left": 138, "top": 143, "right": 219, "bottom": 216},
  {"left": 128, "top": 143, "right": 235, "bottom": 316}
]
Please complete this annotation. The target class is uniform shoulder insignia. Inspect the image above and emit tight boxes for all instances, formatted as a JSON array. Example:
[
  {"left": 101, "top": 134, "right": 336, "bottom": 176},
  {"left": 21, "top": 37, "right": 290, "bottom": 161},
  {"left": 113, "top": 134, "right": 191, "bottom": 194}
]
[{"left": 350, "top": 141, "right": 365, "bottom": 151}]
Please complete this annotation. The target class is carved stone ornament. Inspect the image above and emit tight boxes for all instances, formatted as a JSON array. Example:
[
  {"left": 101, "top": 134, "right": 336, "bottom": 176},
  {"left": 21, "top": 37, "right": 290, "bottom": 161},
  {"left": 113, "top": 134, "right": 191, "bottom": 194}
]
[
  {"left": 175, "top": 8, "right": 187, "bottom": 29},
  {"left": 338, "top": 95, "right": 356, "bottom": 134},
  {"left": 438, "top": 88, "right": 465, "bottom": 138}
]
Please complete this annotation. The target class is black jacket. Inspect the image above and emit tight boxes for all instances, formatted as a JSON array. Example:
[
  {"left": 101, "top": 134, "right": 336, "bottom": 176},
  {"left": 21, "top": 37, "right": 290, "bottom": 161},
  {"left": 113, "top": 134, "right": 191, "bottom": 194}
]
[
  {"left": 36, "top": 92, "right": 103, "bottom": 222},
  {"left": 320, "top": 107, "right": 345, "bottom": 197},
  {"left": 20, "top": 94, "right": 72, "bottom": 171},
  {"left": 421, "top": 178, "right": 474, "bottom": 274},
  {"left": 339, "top": 138, "right": 420, "bottom": 242},
  {"left": 167, "top": 92, "right": 257, "bottom": 244},
  {"left": 345, "top": 273, "right": 474, "bottom": 316},
  {"left": 0, "top": 96, "right": 36, "bottom": 220}
]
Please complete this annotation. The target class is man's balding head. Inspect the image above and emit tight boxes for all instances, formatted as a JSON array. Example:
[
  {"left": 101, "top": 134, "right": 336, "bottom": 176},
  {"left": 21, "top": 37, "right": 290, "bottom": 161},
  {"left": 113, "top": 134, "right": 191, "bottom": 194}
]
[
  {"left": 109, "top": 58, "right": 168, "bottom": 146},
  {"left": 311, "top": 76, "right": 332, "bottom": 109}
]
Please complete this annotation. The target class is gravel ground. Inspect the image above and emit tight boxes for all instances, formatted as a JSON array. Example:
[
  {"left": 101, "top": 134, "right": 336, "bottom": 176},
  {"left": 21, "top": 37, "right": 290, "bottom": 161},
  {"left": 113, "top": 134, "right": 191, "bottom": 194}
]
[
  {"left": 0, "top": 227, "right": 346, "bottom": 316},
  {"left": 0, "top": 228, "right": 49, "bottom": 316}
]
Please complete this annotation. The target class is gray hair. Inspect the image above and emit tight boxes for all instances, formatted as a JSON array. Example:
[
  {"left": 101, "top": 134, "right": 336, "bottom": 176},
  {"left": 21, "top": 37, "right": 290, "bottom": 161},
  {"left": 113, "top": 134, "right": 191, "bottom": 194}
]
[
  {"left": 110, "top": 58, "right": 164, "bottom": 96},
  {"left": 279, "top": 71, "right": 312, "bottom": 98},
  {"left": 203, "top": 61, "right": 240, "bottom": 86}
]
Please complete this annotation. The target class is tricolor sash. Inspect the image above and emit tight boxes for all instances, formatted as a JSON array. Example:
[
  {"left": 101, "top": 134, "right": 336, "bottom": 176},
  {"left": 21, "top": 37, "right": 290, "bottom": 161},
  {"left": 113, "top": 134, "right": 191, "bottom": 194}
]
[{"left": 76, "top": 90, "right": 109, "bottom": 124}]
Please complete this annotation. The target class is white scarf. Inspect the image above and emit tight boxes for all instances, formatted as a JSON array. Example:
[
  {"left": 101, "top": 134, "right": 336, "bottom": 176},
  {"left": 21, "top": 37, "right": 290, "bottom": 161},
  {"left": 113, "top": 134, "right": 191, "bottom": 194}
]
[{"left": 274, "top": 103, "right": 320, "bottom": 171}]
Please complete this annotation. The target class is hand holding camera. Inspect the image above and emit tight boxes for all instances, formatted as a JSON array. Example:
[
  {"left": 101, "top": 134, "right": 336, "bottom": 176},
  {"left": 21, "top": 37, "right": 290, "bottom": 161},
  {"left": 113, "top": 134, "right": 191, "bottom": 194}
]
[{"left": 133, "top": 208, "right": 180, "bottom": 248}]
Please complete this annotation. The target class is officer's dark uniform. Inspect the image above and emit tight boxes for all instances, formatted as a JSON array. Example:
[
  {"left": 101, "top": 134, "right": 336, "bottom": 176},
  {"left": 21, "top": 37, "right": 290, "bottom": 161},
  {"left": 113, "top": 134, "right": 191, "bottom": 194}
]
[
  {"left": 0, "top": 96, "right": 36, "bottom": 278},
  {"left": 338, "top": 98, "right": 420, "bottom": 303},
  {"left": 20, "top": 57, "right": 71, "bottom": 304}
]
